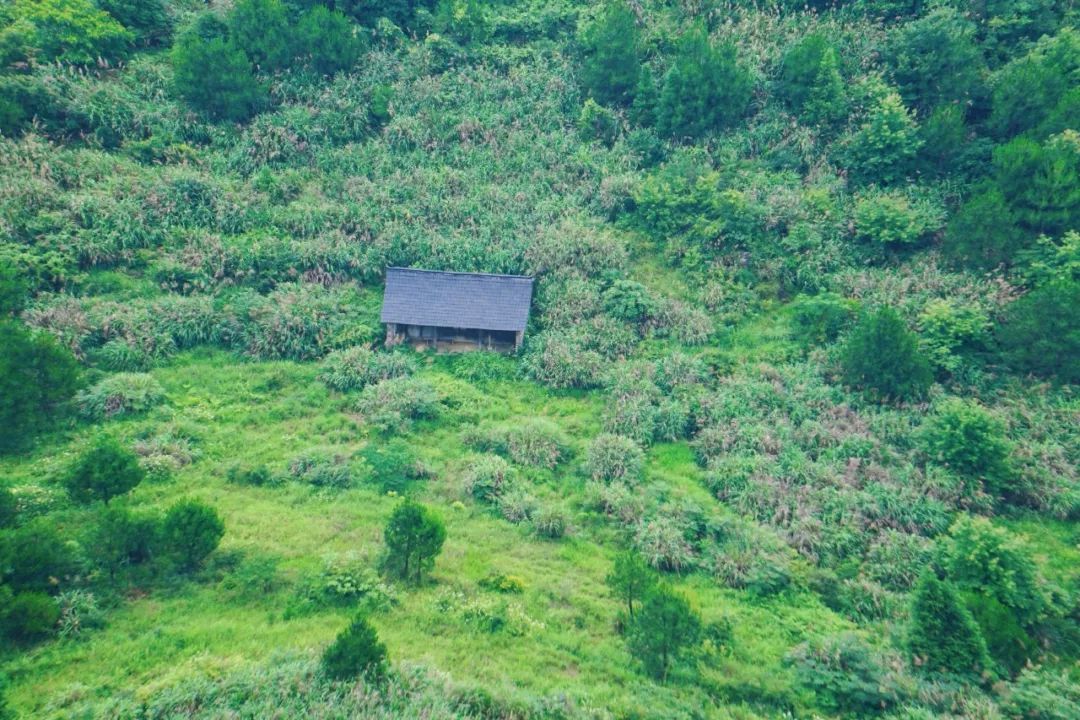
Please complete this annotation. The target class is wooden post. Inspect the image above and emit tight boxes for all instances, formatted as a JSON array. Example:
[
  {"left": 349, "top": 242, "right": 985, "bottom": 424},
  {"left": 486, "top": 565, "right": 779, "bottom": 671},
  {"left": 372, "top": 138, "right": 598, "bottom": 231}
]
[
  {"left": 386, "top": 323, "right": 399, "bottom": 347},
  {"left": 514, "top": 330, "right": 524, "bottom": 351}
]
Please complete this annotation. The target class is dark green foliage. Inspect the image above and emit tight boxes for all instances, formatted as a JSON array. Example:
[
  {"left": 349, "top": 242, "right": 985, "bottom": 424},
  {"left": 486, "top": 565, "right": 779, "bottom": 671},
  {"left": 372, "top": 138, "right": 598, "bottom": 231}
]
[
  {"left": 0, "top": 260, "right": 26, "bottom": 316},
  {"left": 381, "top": 500, "right": 445, "bottom": 585},
  {"left": 887, "top": 7, "right": 985, "bottom": 112},
  {"left": 0, "top": 487, "right": 15, "bottom": 529},
  {"left": 229, "top": 0, "right": 292, "bottom": 72},
  {"left": 787, "top": 633, "right": 904, "bottom": 716},
  {"left": 997, "top": 280, "right": 1080, "bottom": 383},
  {"left": 656, "top": 25, "right": 752, "bottom": 141},
  {"left": 171, "top": 16, "right": 264, "bottom": 121},
  {"left": 1002, "top": 666, "right": 1080, "bottom": 720},
  {"left": 295, "top": 5, "right": 361, "bottom": 76},
  {"left": 606, "top": 550, "right": 656, "bottom": 620},
  {"left": 789, "top": 293, "right": 856, "bottom": 347},
  {"left": 964, "top": 593, "right": 1034, "bottom": 677},
  {"left": 433, "top": 0, "right": 490, "bottom": 45},
  {"left": 1, "top": 590, "right": 59, "bottom": 642},
  {"left": 920, "top": 399, "right": 1012, "bottom": 497},
  {"left": 577, "top": 99, "right": 620, "bottom": 146},
  {"left": 907, "top": 573, "right": 990, "bottom": 677},
  {"left": 840, "top": 307, "right": 932, "bottom": 402},
  {"left": 994, "top": 134, "right": 1080, "bottom": 237},
  {"left": 161, "top": 499, "right": 225, "bottom": 572},
  {"left": 321, "top": 615, "right": 387, "bottom": 681},
  {"left": 0, "top": 320, "right": 80, "bottom": 454},
  {"left": 96, "top": 0, "right": 172, "bottom": 46},
  {"left": 942, "top": 187, "right": 1028, "bottom": 271},
  {"left": 0, "top": 673, "right": 11, "bottom": 720},
  {"left": 64, "top": 436, "right": 145, "bottom": 505},
  {"left": 602, "top": 280, "right": 658, "bottom": 326},
  {"left": 0, "top": 519, "right": 76, "bottom": 593},
  {"left": 579, "top": 1, "right": 641, "bottom": 107},
  {"left": 89, "top": 505, "right": 159, "bottom": 579},
  {"left": 626, "top": 584, "right": 701, "bottom": 681},
  {"left": 778, "top": 33, "right": 846, "bottom": 126}
]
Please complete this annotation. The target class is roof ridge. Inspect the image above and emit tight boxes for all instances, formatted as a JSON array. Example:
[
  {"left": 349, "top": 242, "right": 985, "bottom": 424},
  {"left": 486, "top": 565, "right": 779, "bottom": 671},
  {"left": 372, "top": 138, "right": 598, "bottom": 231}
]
[{"left": 386, "top": 266, "right": 534, "bottom": 281}]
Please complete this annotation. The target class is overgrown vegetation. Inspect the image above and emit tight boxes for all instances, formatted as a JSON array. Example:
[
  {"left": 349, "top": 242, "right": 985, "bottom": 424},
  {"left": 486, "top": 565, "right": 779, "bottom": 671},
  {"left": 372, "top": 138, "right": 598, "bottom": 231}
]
[{"left": 1, "top": 0, "right": 1078, "bottom": 718}]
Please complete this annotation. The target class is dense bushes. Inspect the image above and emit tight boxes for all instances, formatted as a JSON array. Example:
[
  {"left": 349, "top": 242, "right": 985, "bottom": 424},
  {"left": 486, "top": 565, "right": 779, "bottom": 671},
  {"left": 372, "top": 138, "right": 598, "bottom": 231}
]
[
  {"left": 75, "top": 373, "right": 165, "bottom": 420},
  {"left": 578, "top": 1, "right": 640, "bottom": 107},
  {"left": 997, "top": 280, "right": 1080, "bottom": 383},
  {"left": 787, "top": 634, "right": 906, "bottom": 715},
  {"left": 161, "top": 500, "right": 225, "bottom": 572},
  {"left": 9, "top": 0, "right": 133, "bottom": 65},
  {"left": 919, "top": 400, "right": 1012, "bottom": 497},
  {"left": 171, "top": 15, "right": 264, "bottom": 122},
  {"left": 354, "top": 377, "right": 442, "bottom": 433},
  {"left": 906, "top": 573, "right": 990, "bottom": 678},
  {"left": 319, "top": 347, "right": 415, "bottom": 392},
  {"left": 0, "top": 320, "right": 80, "bottom": 453},
  {"left": 779, "top": 33, "right": 846, "bottom": 126},
  {"left": 585, "top": 434, "right": 644, "bottom": 485},
  {"left": 64, "top": 436, "right": 145, "bottom": 505},
  {"left": 840, "top": 308, "right": 932, "bottom": 402},
  {"left": 321, "top": 615, "right": 387, "bottom": 681}
]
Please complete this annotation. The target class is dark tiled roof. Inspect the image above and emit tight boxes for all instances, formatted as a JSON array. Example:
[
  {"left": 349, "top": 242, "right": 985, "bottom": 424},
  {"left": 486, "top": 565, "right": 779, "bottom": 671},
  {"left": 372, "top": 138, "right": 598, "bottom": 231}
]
[{"left": 380, "top": 267, "right": 534, "bottom": 332}]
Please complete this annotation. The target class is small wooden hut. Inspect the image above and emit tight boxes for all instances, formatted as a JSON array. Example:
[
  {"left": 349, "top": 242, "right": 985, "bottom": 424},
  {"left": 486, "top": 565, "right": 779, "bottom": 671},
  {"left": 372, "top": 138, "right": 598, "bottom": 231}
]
[{"left": 380, "top": 267, "right": 534, "bottom": 352}]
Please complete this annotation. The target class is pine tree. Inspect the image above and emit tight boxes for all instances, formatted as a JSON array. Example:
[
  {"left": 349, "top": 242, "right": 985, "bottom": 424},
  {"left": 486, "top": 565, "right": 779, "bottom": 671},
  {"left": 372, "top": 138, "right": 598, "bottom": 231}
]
[
  {"left": 656, "top": 25, "right": 752, "bottom": 141},
  {"left": 381, "top": 500, "right": 446, "bottom": 584},
  {"left": 908, "top": 573, "right": 990, "bottom": 678},
  {"left": 779, "top": 33, "right": 846, "bottom": 126},
  {"left": 840, "top": 307, "right": 933, "bottom": 402},
  {"left": 229, "top": 0, "right": 292, "bottom": 72},
  {"left": 579, "top": 1, "right": 642, "bottom": 107},
  {"left": 64, "top": 436, "right": 145, "bottom": 505},
  {"left": 322, "top": 615, "right": 387, "bottom": 681},
  {"left": 627, "top": 585, "right": 701, "bottom": 681},
  {"left": 172, "top": 15, "right": 264, "bottom": 121}
]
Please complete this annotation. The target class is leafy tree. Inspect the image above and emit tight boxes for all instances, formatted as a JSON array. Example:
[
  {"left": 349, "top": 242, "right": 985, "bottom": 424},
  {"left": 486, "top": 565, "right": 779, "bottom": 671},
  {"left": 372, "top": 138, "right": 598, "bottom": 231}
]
[
  {"left": 779, "top": 33, "right": 846, "bottom": 126},
  {"left": 606, "top": 550, "right": 657, "bottom": 619},
  {"left": 990, "top": 29, "right": 1080, "bottom": 139},
  {"left": 789, "top": 293, "right": 857, "bottom": 348},
  {"left": 12, "top": 0, "right": 132, "bottom": 64},
  {"left": 295, "top": 5, "right": 361, "bottom": 76},
  {"left": 161, "top": 499, "right": 224, "bottom": 572},
  {"left": 841, "top": 91, "right": 921, "bottom": 186},
  {"left": 322, "top": 614, "right": 387, "bottom": 681},
  {"left": 359, "top": 439, "right": 419, "bottom": 493},
  {"left": 381, "top": 500, "right": 445, "bottom": 584},
  {"left": 656, "top": 25, "right": 752, "bottom": 141},
  {"left": 0, "top": 320, "right": 80, "bottom": 454},
  {"left": 887, "top": 7, "right": 985, "bottom": 113},
  {"left": 0, "top": 519, "right": 76, "bottom": 593},
  {"left": 579, "top": 0, "right": 641, "bottom": 107},
  {"left": 840, "top": 307, "right": 933, "bottom": 402},
  {"left": 997, "top": 280, "right": 1080, "bottom": 383},
  {"left": 907, "top": 572, "right": 990, "bottom": 677},
  {"left": 171, "top": 15, "right": 264, "bottom": 121},
  {"left": 96, "top": 0, "right": 172, "bottom": 46},
  {"left": 920, "top": 399, "right": 1012, "bottom": 496},
  {"left": 993, "top": 133, "right": 1080, "bottom": 237},
  {"left": 64, "top": 436, "right": 145, "bottom": 505},
  {"left": 229, "top": 0, "right": 292, "bottom": 72},
  {"left": 853, "top": 191, "right": 945, "bottom": 247},
  {"left": 942, "top": 187, "right": 1028, "bottom": 271},
  {"left": 1, "top": 590, "right": 59, "bottom": 642},
  {"left": 627, "top": 584, "right": 702, "bottom": 681},
  {"left": 433, "top": 0, "right": 490, "bottom": 46},
  {"left": 602, "top": 280, "right": 658, "bottom": 325}
]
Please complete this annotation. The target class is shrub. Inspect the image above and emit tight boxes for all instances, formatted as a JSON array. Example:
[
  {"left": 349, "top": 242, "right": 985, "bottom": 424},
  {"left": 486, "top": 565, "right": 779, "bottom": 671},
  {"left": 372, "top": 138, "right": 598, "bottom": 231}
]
[
  {"left": 96, "top": 0, "right": 172, "bottom": 46},
  {"left": 917, "top": 299, "right": 990, "bottom": 377},
  {"left": 295, "top": 5, "right": 362, "bottom": 76},
  {"left": 478, "top": 572, "right": 524, "bottom": 594},
  {"left": 997, "top": 280, "right": 1080, "bottom": 384},
  {"left": 1001, "top": 666, "right": 1080, "bottom": 720},
  {"left": 321, "top": 615, "right": 387, "bottom": 681},
  {"left": 355, "top": 377, "right": 442, "bottom": 433},
  {"left": 381, "top": 500, "right": 445, "bottom": 585},
  {"left": 634, "top": 518, "right": 694, "bottom": 573},
  {"left": 602, "top": 280, "right": 659, "bottom": 326},
  {"left": 942, "top": 189, "right": 1027, "bottom": 271},
  {"left": 462, "top": 454, "right": 514, "bottom": 503},
  {"left": 887, "top": 7, "right": 985, "bottom": 112},
  {"left": 585, "top": 434, "right": 644, "bottom": 485},
  {"left": 577, "top": 99, "right": 620, "bottom": 146},
  {"left": 359, "top": 439, "right": 420, "bottom": 493},
  {"left": 0, "top": 320, "right": 80, "bottom": 454},
  {"left": 907, "top": 573, "right": 989, "bottom": 677},
  {"left": 919, "top": 400, "right": 1012, "bottom": 497},
  {"left": 0, "top": 519, "right": 76, "bottom": 593},
  {"left": 496, "top": 487, "right": 535, "bottom": 524},
  {"left": 853, "top": 192, "right": 945, "bottom": 247},
  {"left": 1, "top": 591, "right": 59, "bottom": 643},
  {"left": 71, "top": 437, "right": 145, "bottom": 504},
  {"left": 522, "top": 330, "right": 604, "bottom": 389},
  {"left": 0, "top": 488, "right": 15, "bottom": 529},
  {"left": 319, "top": 346, "right": 415, "bottom": 392},
  {"left": 75, "top": 372, "right": 165, "bottom": 420},
  {"left": 226, "top": 464, "right": 274, "bottom": 487},
  {"left": 779, "top": 32, "right": 846, "bottom": 126},
  {"left": 787, "top": 633, "right": 906, "bottom": 716},
  {"left": 89, "top": 504, "right": 159, "bottom": 579},
  {"left": 532, "top": 506, "right": 567, "bottom": 539},
  {"left": 161, "top": 499, "right": 225, "bottom": 572},
  {"left": 578, "top": 0, "right": 641, "bottom": 107},
  {"left": 994, "top": 133, "right": 1080, "bottom": 236},
  {"left": 503, "top": 419, "right": 568, "bottom": 469},
  {"left": 13, "top": 0, "right": 133, "bottom": 64},
  {"left": 840, "top": 308, "right": 933, "bottom": 402},
  {"left": 656, "top": 24, "right": 752, "bottom": 140},
  {"left": 56, "top": 589, "right": 104, "bottom": 638},
  {"left": 627, "top": 585, "right": 701, "bottom": 682},
  {"left": 288, "top": 451, "right": 353, "bottom": 489},
  {"left": 789, "top": 293, "right": 857, "bottom": 347},
  {"left": 171, "top": 15, "right": 264, "bottom": 121},
  {"left": 606, "top": 551, "right": 657, "bottom": 620}
]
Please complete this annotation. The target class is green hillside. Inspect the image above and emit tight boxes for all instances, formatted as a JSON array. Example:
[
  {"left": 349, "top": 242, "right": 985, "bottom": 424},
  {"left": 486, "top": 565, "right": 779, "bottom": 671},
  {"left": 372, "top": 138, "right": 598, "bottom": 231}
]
[{"left": 1, "top": 1, "right": 1079, "bottom": 718}]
